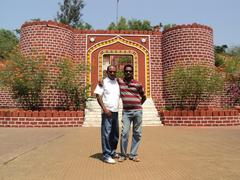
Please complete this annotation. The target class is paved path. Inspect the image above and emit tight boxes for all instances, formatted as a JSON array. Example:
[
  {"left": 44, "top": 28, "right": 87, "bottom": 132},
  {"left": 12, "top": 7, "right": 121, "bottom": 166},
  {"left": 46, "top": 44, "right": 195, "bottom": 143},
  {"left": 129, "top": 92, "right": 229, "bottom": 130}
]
[{"left": 0, "top": 126, "right": 240, "bottom": 180}]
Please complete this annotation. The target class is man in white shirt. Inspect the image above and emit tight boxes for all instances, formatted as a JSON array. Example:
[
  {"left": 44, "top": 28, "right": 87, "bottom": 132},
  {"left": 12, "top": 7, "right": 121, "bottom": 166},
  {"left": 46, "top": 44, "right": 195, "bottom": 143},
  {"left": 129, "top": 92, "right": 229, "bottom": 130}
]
[{"left": 94, "top": 65, "right": 120, "bottom": 164}]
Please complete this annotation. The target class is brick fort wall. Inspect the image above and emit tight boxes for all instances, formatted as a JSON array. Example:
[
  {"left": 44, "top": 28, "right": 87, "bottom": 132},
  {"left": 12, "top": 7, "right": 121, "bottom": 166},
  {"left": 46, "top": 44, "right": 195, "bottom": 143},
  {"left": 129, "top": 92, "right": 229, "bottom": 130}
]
[{"left": 0, "top": 21, "right": 216, "bottom": 111}]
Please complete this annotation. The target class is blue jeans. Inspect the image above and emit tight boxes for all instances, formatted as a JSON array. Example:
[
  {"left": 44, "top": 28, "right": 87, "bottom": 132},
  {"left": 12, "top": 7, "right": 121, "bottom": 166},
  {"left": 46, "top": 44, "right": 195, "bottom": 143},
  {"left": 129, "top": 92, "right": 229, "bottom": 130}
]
[
  {"left": 120, "top": 110, "right": 142, "bottom": 158},
  {"left": 101, "top": 112, "right": 119, "bottom": 160}
]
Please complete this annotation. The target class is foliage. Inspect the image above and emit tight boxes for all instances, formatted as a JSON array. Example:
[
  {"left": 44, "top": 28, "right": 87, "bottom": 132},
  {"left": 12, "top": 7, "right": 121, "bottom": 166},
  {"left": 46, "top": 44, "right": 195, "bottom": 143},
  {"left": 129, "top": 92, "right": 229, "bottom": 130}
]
[
  {"left": 166, "top": 65, "right": 224, "bottom": 110},
  {"left": 164, "top": 105, "right": 174, "bottom": 111},
  {"left": 54, "top": 59, "right": 90, "bottom": 110},
  {"left": 229, "top": 46, "right": 240, "bottom": 56},
  {"left": 227, "top": 82, "right": 240, "bottom": 105},
  {"left": 0, "top": 29, "right": 19, "bottom": 60},
  {"left": 214, "top": 45, "right": 240, "bottom": 106},
  {"left": 214, "top": 45, "right": 228, "bottom": 67},
  {"left": 222, "top": 55, "right": 240, "bottom": 105},
  {"left": 128, "top": 19, "right": 152, "bottom": 30},
  {"left": 116, "top": 17, "right": 128, "bottom": 30},
  {"left": 116, "top": 70, "right": 124, "bottom": 78},
  {"left": 214, "top": 45, "right": 228, "bottom": 54},
  {"left": 56, "top": 0, "right": 92, "bottom": 29},
  {"left": 163, "top": 24, "right": 177, "bottom": 31},
  {"left": 118, "top": 56, "right": 132, "bottom": 64},
  {"left": 223, "top": 56, "right": 240, "bottom": 82},
  {"left": 108, "top": 17, "right": 152, "bottom": 30},
  {"left": 215, "top": 54, "right": 225, "bottom": 67},
  {"left": 115, "top": 56, "right": 132, "bottom": 78},
  {"left": 214, "top": 45, "right": 227, "bottom": 67},
  {"left": 76, "top": 22, "right": 92, "bottom": 30},
  {"left": 0, "top": 50, "right": 47, "bottom": 110}
]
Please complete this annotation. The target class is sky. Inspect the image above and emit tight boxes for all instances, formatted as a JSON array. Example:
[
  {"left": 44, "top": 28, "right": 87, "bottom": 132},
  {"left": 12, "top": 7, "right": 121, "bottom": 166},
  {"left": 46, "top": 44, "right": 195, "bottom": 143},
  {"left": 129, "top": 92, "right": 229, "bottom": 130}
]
[{"left": 0, "top": 0, "right": 240, "bottom": 47}]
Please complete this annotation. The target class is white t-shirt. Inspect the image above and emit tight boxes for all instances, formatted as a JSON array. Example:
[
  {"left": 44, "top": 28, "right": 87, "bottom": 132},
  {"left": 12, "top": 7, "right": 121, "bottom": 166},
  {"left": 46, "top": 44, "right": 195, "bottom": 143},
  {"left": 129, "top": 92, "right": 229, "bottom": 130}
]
[{"left": 94, "top": 77, "right": 120, "bottom": 112}]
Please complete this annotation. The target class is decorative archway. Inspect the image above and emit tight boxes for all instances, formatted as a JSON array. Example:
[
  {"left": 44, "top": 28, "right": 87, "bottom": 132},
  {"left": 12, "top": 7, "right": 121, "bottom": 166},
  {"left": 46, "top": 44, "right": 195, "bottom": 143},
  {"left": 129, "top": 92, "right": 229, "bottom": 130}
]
[{"left": 86, "top": 36, "right": 150, "bottom": 97}]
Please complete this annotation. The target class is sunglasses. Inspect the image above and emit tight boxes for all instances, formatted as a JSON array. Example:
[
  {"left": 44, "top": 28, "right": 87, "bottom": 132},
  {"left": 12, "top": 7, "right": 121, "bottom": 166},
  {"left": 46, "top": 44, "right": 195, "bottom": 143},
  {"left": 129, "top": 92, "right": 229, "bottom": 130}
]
[{"left": 124, "top": 70, "right": 133, "bottom": 73}]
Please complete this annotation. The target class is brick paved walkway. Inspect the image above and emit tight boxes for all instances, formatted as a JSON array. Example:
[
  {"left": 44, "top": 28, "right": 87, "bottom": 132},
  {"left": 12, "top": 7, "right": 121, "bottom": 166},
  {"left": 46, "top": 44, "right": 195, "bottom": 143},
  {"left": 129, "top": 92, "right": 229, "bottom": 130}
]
[{"left": 0, "top": 126, "right": 240, "bottom": 180}]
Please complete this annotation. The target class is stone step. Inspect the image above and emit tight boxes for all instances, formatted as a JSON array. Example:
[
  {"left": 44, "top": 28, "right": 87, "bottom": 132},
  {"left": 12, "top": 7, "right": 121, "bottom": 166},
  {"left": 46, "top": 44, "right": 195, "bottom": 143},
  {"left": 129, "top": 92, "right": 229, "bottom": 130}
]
[
  {"left": 85, "top": 112, "right": 159, "bottom": 117},
  {"left": 83, "top": 98, "right": 162, "bottom": 127}
]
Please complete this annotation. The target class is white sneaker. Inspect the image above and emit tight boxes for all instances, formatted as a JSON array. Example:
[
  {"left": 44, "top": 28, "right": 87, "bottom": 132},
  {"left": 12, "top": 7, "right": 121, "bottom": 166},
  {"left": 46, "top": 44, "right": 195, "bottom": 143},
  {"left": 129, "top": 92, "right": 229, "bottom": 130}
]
[{"left": 104, "top": 157, "right": 116, "bottom": 164}]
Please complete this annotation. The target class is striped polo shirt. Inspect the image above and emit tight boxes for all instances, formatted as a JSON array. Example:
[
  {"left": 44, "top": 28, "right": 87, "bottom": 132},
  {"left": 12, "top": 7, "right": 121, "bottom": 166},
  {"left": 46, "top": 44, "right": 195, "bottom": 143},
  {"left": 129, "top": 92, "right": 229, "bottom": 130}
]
[{"left": 118, "top": 78, "right": 145, "bottom": 111}]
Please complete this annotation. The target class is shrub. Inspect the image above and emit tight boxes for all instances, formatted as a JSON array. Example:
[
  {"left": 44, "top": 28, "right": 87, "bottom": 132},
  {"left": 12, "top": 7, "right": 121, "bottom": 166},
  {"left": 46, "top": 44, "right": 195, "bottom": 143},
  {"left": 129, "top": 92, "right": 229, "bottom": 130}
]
[
  {"left": 0, "top": 50, "right": 47, "bottom": 110},
  {"left": 54, "top": 59, "right": 90, "bottom": 110},
  {"left": 166, "top": 65, "right": 224, "bottom": 110},
  {"left": 223, "top": 55, "right": 240, "bottom": 105}
]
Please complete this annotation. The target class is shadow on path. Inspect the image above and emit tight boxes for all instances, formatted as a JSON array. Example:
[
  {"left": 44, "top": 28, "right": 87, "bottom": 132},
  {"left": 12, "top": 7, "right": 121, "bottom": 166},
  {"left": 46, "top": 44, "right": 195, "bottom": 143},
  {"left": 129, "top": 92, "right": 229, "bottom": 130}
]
[{"left": 89, "top": 153, "right": 102, "bottom": 161}]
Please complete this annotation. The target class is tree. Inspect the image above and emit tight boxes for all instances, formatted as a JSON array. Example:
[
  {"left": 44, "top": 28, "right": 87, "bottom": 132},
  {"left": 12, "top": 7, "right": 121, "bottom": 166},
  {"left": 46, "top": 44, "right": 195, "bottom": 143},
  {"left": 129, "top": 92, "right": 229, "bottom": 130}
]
[
  {"left": 163, "top": 24, "right": 177, "bottom": 31},
  {"left": 214, "top": 45, "right": 228, "bottom": 67},
  {"left": 0, "top": 29, "right": 19, "bottom": 60},
  {"left": 56, "top": 0, "right": 92, "bottom": 29},
  {"left": 215, "top": 45, "right": 228, "bottom": 54},
  {"left": 76, "top": 22, "right": 92, "bottom": 30},
  {"left": 108, "top": 22, "right": 116, "bottom": 30},
  {"left": 107, "top": 17, "right": 152, "bottom": 30},
  {"left": 128, "top": 19, "right": 152, "bottom": 30}
]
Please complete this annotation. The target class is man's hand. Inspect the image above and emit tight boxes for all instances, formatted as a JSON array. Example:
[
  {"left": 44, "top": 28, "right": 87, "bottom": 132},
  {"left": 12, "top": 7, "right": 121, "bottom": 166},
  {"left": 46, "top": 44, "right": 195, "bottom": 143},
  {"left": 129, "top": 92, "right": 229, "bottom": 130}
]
[
  {"left": 141, "top": 95, "right": 146, "bottom": 104},
  {"left": 103, "top": 108, "right": 112, "bottom": 117},
  {"left": 98, "top": 79, "right": 103, "bottom": 87}
]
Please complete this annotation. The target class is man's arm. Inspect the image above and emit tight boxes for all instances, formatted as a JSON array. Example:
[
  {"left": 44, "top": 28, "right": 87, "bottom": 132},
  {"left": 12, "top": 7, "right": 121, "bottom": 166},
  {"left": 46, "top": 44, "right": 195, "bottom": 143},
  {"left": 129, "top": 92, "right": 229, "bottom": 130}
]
[
  {"left": 141, "top": 94, "right": 146, "bottom": 104},
  {"left": 139, "top": 85, "right": 146, "bottom": 104},
  {"left": 96, "top": 94, "right": 112, "bottom": 117}
]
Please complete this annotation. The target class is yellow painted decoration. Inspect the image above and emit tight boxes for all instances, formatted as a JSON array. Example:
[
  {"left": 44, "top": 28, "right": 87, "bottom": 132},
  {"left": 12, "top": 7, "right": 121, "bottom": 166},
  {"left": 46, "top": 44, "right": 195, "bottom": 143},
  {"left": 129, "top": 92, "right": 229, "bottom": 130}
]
[{"left": 86, "top": 36, "right": 151, "bottom": 97}]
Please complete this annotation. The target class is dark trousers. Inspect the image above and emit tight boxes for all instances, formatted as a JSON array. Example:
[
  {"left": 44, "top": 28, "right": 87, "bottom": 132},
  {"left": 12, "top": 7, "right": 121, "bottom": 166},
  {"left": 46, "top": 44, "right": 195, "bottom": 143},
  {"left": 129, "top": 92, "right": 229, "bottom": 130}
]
[{"left": 101, "top": 112, "right": 119, "bottom": 160}]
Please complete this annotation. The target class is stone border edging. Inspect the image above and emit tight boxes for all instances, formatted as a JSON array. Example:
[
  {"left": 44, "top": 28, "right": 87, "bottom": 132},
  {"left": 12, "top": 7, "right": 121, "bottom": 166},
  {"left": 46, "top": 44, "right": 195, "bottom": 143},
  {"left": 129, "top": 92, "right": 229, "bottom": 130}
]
[
  {"left": 160, "top": 110, "right": 240, "bottom": 126},
  {"left": 160, "top": 110, "right": 239, "bottom": 116},
  {"left": 0, "top": 110, "right": 84, "bottom": 128}
]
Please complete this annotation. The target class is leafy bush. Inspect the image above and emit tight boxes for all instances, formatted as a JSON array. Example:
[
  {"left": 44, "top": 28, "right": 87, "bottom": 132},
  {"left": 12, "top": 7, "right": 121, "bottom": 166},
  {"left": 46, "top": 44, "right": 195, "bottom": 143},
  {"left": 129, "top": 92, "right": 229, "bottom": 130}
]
[
  {"left": 54, "top": 59, "right": 90, "bottom": 110},
  {"left": 0, "top": 50, "right": 46, "bottom": 110},
  {"left": 166, "top": 65, "right": 224, "bottom": 110},
  {"left": 223, "top": 56, "right": 240, "bottom": 105},
  {"left": 0, "top": 29, "right": 19, "bottom": 60}
]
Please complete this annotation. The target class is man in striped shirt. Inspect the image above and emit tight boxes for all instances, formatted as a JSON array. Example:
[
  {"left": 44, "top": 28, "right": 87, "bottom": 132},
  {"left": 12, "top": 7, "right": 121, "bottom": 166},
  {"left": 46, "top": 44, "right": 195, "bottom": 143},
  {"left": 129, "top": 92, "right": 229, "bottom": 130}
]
[{"left": 118, "top": 64, "right": 146, "bottom": 162}]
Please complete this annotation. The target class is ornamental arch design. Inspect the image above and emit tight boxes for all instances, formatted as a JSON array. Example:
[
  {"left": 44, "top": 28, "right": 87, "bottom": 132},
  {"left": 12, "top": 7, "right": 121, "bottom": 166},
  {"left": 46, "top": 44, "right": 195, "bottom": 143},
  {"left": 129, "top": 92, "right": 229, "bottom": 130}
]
[{"left": 86, "top": 36, "right": 151, "bottom": 97}]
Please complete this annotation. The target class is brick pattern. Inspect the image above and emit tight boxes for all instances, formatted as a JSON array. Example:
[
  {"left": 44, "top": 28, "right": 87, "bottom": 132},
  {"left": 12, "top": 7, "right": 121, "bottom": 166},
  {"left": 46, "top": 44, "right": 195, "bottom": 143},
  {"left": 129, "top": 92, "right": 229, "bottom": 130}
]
[
  {"left": 161, "top": 110, "right": 240, "bottom": 126},
  {"left": 0, "top": 110, "right": 84, "bottom": 128},
  {"left": 150, "top": 34, "right": 165, "bottom": 111},
  {"left": 162, "top": 24, "right": 214, "bottom": 108},
  {"left": 162, "top": 26, "right": 214, "bottom": 73},
  {"left": 162, "top": 116, "right": 240, "bottom": 126},
  {"left": 0, "top": 89, "right": 16, "bottom": 108},
  {"left": 73, "top": 33, "right": 86, "bottom": 86},
  {"left": 20, "top": 22, "right": 78, "bottom": 108}
]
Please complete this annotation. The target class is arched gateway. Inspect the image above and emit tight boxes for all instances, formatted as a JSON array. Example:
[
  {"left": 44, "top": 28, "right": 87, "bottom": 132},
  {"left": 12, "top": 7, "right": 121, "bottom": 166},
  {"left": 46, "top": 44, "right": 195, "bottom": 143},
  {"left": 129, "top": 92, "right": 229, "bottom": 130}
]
[{"left": 86, "top": 35, "right": 150, "bottom": 97}]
